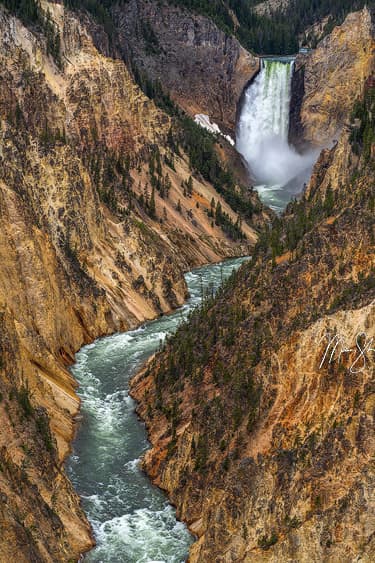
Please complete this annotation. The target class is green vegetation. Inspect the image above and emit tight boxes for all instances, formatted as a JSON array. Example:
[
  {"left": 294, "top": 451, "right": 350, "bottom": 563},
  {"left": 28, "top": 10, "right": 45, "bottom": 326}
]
[
  {"left": 258, "top": 531, "right": 279, "bottom": 549},
  {"left": 194, "top": 434, "right": 209, "bottom": 472},
  {"left": 132, "top": 68, "right": 178, "bottom": 116},
  {"left": 214, "top": 201, "right": 245, "bottom": 241},
  {"left": 255, "top": 84, "right": 375, "bottom": 263},
  {"left": 35, "top": 410, "right": 54, "bottom": 452},
  {"left": 128, "top": 70, "right": 258, "bottom": 235},
  {"left": 285, "top": 515, "right": 302, "bottom": 529},
  {"left": 1, "top": 0, "right": 61, "bottom": 65},
  {"left": 16, "top": 384, "right": 33, "bottom": 418},
  {"left": 147, "top": 77, "right": 374, "bottom": 467},
  {"left": 63, "top": 0, "right": 119, "bottom": 38},
  {"left": 167, "top": 0, "right": 371, "bottom": 54},
  {"left": 62, "top": 0, "right": 373, "bottom": 57},
  {"left": 172, "top": 116, "right": 258, "bottom": 224},
  {"left": 350, "top": 82, "right": 375, "bottom": 162},
  {"left": 148, "top": 147, "right": 172, "bottom": 204},
  {"left": 86, "top": 147, "right": 134, "bottom": 216},
  {"left": 149, "top": 268, "right": 262, "bottom": 464},
  {"left": 12, "top": 382, "right": 56, "bottom": 453},
  {"left": 182, "top": 176, "right": 193, "bottom": 198},
  {"left": 141, "top": 19, "right": 161, "bottom": 55},
  {"left": 329, "top": 269, "right": 375, "bottom": 313}
]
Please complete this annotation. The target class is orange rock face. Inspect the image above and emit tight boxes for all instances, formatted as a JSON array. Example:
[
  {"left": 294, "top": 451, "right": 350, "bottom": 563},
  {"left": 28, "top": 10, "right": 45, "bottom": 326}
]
[
  {"left": 0, "top": 2, "right": 265, "bottom": 560},
  {"left": 131, "top": 42, "right": 375, "bottom": 562}
]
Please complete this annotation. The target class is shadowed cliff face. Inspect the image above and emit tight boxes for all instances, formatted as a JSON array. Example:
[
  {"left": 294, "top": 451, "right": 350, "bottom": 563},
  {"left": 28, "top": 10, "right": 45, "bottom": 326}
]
[
  {"left": 112, "top": 0, "right": 259, "bottom": 134},
  {"left": 131, "top": 47, "right": 375, "bottom": 563},
  {"left": 290, "top": 7, "right": 374, "bottom": 147},
  {"left": 0, "top": 1, "right": 266, "bottom": 559}
]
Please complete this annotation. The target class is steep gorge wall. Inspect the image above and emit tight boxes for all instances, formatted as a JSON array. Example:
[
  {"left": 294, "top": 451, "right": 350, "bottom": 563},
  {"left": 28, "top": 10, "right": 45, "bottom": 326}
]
[
  {"left": 0, "top": 2, "right": 264, "bottom": 560},
  {"left": 112, "top": 0, "right": 259, "bottom": 134},
  {"left": 290, "top": 7, "right": 374, "bottom": 147},
  {"left": 132, "top": 21, "right": 375, "bottom": 562},
  {"left": 133, "top": 107, "right": 375, "bottom": 563}
]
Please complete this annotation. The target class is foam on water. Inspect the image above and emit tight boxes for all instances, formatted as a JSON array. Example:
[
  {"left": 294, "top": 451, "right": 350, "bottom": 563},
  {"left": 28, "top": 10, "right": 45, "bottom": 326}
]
[{"left": 67, "top": 257, "right": 248, "bottom": 562}]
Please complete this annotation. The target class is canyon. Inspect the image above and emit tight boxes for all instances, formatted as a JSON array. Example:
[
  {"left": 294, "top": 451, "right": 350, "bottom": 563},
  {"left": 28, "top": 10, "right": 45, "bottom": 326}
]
[
  {"left": 132, "top": 7, "right": 375, "bottom": 563},
  {"left": 134, "top": 104, "right": 375, "bottom": 561},
  {"left": 0, "top": 0, "right": 373, "bottom": 562},
  {"left": 0, "top": 1, "right": 265, "bottom": 560},
  {"left": 290, "top": 6, "right": 374, "bottom": 147}
]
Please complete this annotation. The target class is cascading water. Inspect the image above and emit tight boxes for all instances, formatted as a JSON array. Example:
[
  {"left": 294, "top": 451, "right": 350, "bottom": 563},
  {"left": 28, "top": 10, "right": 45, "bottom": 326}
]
[{"left": 236, "top": 58, "right": 318, "bottom": 212}]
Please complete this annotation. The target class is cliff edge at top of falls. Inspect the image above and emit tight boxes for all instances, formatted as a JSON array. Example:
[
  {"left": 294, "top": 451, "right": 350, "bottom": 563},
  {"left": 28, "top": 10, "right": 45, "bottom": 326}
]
[
  {"left": 0, "top": 1, "right": 268, "bottom": 560},
  {"left": 131, "top": 12, "right": 375, "bottom": 563},
  {"left": 290, "top": 6, "right": 375, "bottom": 147}
]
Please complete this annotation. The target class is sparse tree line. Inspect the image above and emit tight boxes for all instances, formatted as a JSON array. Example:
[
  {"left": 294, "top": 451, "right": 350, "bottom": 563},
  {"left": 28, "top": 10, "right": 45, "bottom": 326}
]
[
  {"left": 144, "top": 263, "right": 262, "bottom": 470},
  {"left": 2, "top": 0, "right": 372, "bottom": 72},
  {"left": 158, "top": 0, "right": 372, "bottom": 54},
  {"left": 143, "top": 81, "right": 375, "bottom": 481}
]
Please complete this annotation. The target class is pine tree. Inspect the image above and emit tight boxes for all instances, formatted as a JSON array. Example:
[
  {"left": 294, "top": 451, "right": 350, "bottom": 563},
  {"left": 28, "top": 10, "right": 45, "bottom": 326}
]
[
  {"left": 149, "top": 185, "right": 156, "bottom": 219},
  {"left": 164, "top": 174, "right": 171, "bottom": 198},
  {"left": 156, "top": 150, "right": 162, "bottom": 176},
  {"left": 187, "top": 175, "right": 193, "bottom": 197},
  {"left": 210, "top": 197, "right": 216, "bottom": 218},
  {"left": 215, "top": 201, "right": 222, "bottom": 225}
]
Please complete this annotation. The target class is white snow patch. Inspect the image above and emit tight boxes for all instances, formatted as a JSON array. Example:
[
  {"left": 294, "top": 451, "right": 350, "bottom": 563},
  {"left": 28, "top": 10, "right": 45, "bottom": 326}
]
[{"left": 194, "top": 114, "right": 235, "bottom": 146}]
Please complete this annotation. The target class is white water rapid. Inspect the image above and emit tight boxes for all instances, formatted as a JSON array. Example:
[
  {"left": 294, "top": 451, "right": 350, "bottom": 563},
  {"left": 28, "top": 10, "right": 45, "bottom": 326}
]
[
  {"left": 236, "top": 58, "right": 318, "bottom": 212},
  {"left": 67, "top": 258, "right": 247, "bottom": 562}
]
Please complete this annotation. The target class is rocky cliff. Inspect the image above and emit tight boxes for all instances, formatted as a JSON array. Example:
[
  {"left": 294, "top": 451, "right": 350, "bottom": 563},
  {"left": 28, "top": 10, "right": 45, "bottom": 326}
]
[
  {"left": 0, "top": 1, "right": 266, "bottom": 560},
  {"left": 111, "top": 0, "right": 259, "bottom": 134},
  {"left": 254, "top": 0, "right": 291, "bottom": 16},
  {"left": 290, "top": 7, "right": 374, "bottom": 147},
  {"left": 132, "top": 58, "right": 375, "bottom": 563}
]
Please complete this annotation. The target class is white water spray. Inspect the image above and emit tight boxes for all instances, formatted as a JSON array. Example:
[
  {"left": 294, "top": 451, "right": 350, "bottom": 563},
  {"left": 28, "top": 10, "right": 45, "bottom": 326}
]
[{"left": 236, "top": 59, "right": 318, "bottom": 210}]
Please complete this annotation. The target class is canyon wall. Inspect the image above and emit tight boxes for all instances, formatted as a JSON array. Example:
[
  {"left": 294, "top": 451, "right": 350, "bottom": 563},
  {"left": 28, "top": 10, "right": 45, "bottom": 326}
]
[
  {"left": 290, "top": 7, "right": 374, "bottom": 147},
  {"left": 0, "top": 2, "right": 265, "bottom": 560},
  {"left": 132, "top": 37, "right": 375, "bottom": 563},
  {"left": 1, "top": 1, "right": 373, "bottom": 561},
  {"left": 134, "top": 115, "right": 375, "bottom": 563},
  {"left": 112, "top": 0, "right": 259, "bottom": 134}
]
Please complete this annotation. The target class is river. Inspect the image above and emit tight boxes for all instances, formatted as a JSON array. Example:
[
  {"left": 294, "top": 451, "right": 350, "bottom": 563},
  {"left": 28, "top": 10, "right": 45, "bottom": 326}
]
[{"left": 67, "top": 257, "right": 248, "bottom": 562}]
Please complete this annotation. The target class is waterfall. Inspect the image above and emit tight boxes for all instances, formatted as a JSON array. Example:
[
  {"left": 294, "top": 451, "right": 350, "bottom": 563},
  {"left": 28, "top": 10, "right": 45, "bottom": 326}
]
[{"left": 236, "top": 58, "right": 318, "bottom": 211}]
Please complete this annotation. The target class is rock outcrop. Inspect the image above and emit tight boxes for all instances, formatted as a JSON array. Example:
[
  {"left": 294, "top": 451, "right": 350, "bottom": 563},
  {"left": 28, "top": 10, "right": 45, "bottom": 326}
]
[
  {"left": 254, "top": 0, "right": 291, "bottom": 16},
  {"left": 290, "top": 7, "right": 374, "bottom": 147},
  {"left": 112, "top": 0, "right": 259, "bottom": 134}
]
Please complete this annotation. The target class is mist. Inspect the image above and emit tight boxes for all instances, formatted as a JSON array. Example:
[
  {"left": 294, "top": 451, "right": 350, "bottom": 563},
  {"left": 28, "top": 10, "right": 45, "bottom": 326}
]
[
  {"left": 236, "top": 59, "right": 319, "bottom": 210},
  {"left": 243, "top": 134, "right": 319, "bottom": 187}
]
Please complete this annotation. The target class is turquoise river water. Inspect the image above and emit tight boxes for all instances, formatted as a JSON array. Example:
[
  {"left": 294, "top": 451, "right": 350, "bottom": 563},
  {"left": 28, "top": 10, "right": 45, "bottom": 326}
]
[{"left": 67, "top": 256, "right": 248, "bottom": 562}]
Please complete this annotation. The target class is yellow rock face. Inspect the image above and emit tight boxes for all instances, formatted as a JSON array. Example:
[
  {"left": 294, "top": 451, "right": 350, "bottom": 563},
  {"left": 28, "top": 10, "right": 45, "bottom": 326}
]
[
  {"left": 0, "top": 2, "right": 262, "bottom": 560},
  {"left": 299, "top": 7, "right": 375, "bottom": 146}
]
